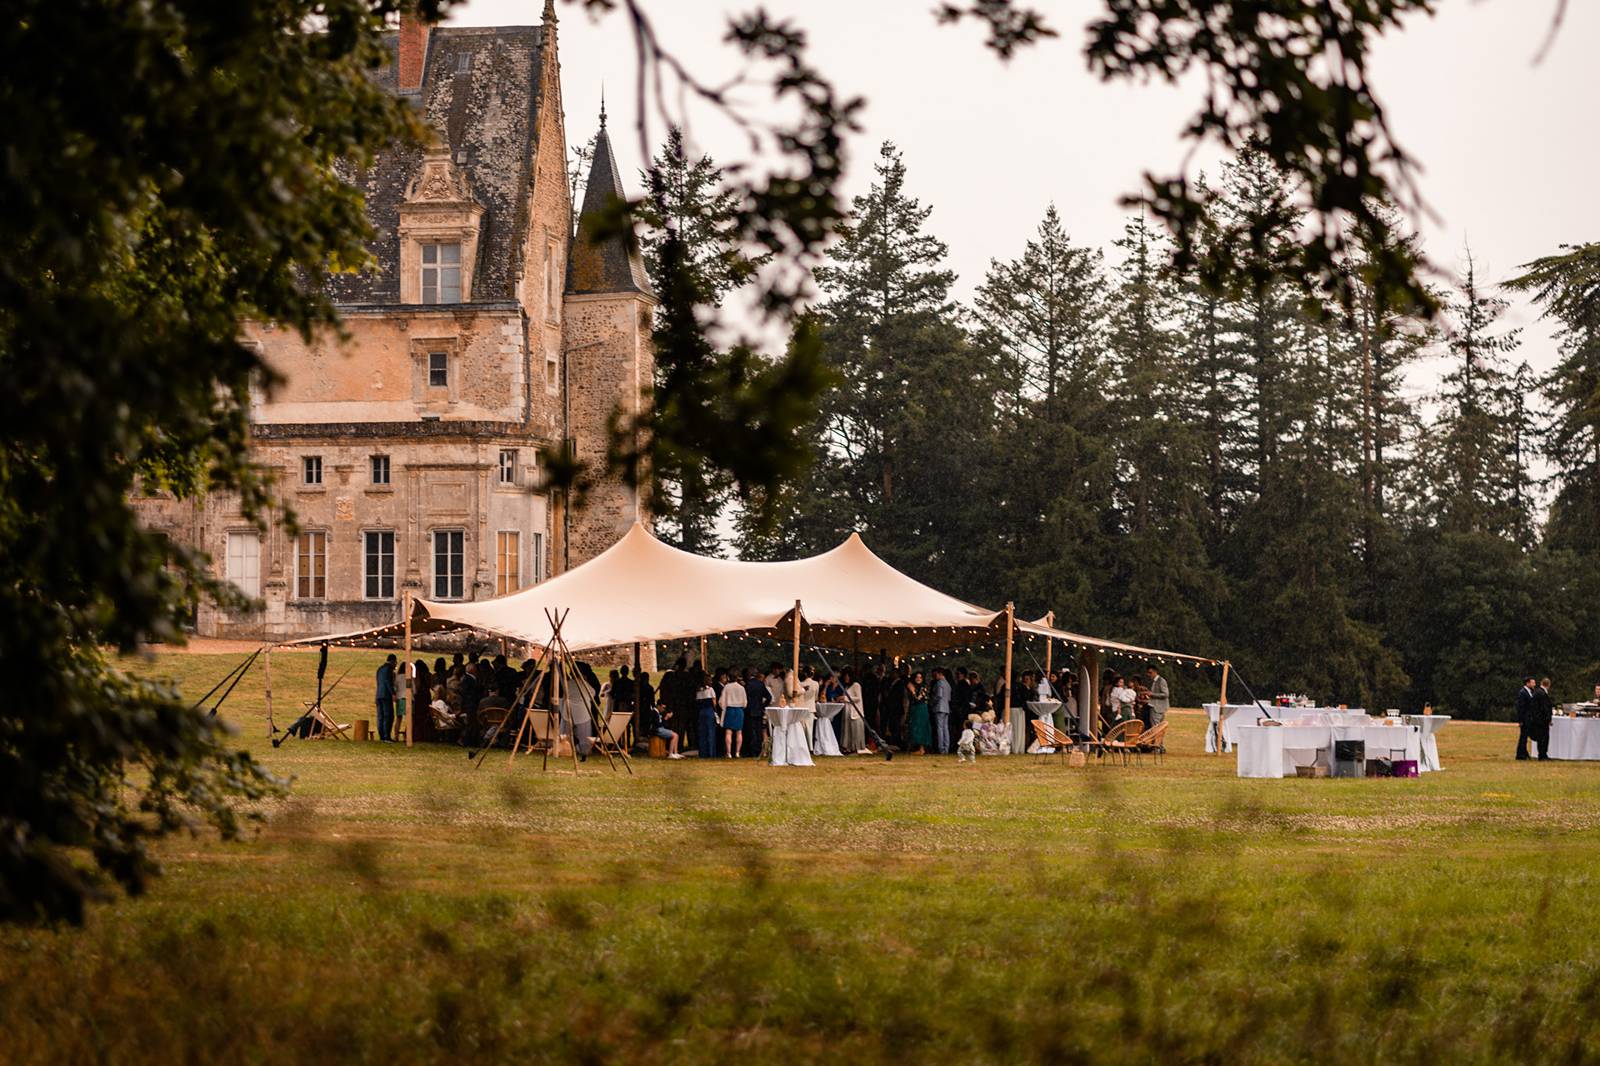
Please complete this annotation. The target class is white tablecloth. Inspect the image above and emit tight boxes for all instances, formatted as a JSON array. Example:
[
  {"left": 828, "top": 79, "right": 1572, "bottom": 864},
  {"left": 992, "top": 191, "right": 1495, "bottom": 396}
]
[
  {"left": 813, "top": 703, "right": 845, "bottom": 756},
  {"left": 1206, "top": 704, "right": 1368, "bottom": 751},
  {"left": 1235, "top": 723, "right": 1421, "bottom": 778},
  {"left": 1549, "top": 716, "right": 1600, "bottom": 760},
  {"left": 1403, "top": 715, "right": 1449, "bottom": 771},
  {"left": 1024, "top": 701, "right": 1062, "bottom": 752},
  {"left": 766, "top": 706, "right": 814, "bottom": 766}
]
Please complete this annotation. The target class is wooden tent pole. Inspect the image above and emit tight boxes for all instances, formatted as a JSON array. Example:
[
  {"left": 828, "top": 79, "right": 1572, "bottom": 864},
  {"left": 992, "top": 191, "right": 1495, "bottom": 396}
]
[
  {"left": 1044, "top": 610, "right": 1054, "bottom": 678},
  {"left": 792, "top": 600, "right": 803, "bottom": 688},
  {"left": 402, "top": 589, "right": 414, "bottom": 748},
  {"left": 1217, "top": 660, "right": 1231, "bottom": 755},
  {"left": 1001, "top": 602, "right": 1015, "bottom": 729},
  {"left": 699, "top": 635, "right": 708, "bottom": 673},
  {"left": 263, "top": 648, "right": 275, "bottom": 740}
]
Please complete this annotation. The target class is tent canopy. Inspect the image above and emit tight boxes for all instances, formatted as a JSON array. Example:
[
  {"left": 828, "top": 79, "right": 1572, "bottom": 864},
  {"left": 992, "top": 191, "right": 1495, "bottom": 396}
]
[
  {"left": 1017, "top": 616, "right": 1219, "bottom": 667},
  {"left": 283, "top": 523, "right": 1217, "bottom": 665}
]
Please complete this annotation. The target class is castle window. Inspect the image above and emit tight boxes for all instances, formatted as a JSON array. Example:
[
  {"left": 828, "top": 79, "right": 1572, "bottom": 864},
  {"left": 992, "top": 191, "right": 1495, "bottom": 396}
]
[
  {"left": 428, "top": 351, "right": 449, "bottom": 388},
  {"left": 432, "top": 529, "right": 465, "bottom": 600},
  {"left": 364, "top": 530, "right": 395, "bottom": 600},
  {"left": 498, "top": 448, "right": 517, "bottom": 485},
  {"left": 370, "top": 454, "right": 391, "bottom": 485},
  {"left": 295, "top": 531, "right": 327, "bottom": 599},
  {"left": 421, "top": 242, "right": 462, "bottom": 304},
  {"left": 529, "top": 531, "right": 544, "bottom": 584},
  {"left": 545, "top": 241, "right": 561, "bottom": 321},
  {"left": 455, "top": 52, "right": 472, "bottom": 74},
  {"left": 226, "top": 532, "right": 260, "bottom": 598},
  {"left": 546, "top": 351, "right": 559, "bottom": 393},
  {"left": 303, "top": 455, "right": 322, "bottom": 485},
  {"left": 496, "top": 531, "right": 520, "bottom": 595}
]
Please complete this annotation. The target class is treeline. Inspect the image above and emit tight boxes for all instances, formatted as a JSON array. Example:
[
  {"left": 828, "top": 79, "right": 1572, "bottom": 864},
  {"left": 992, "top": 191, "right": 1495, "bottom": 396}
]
[{"left": 641, "top": 138, "right": 1600, "bottom": 719}]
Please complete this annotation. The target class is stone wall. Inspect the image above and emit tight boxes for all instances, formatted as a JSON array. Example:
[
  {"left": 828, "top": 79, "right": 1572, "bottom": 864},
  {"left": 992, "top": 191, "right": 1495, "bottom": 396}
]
[{"left": 561, "top": 291, "right": 654, "bottom": 570}]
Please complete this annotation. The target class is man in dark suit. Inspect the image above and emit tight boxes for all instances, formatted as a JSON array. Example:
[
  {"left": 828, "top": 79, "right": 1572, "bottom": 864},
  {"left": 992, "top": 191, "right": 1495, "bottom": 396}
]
[
  {"left": 1514, "top": 676, "right": 1537, "bottom": 760},
  {"left": 1532, "top": 677, "right": 1555, "bottom": 760}
]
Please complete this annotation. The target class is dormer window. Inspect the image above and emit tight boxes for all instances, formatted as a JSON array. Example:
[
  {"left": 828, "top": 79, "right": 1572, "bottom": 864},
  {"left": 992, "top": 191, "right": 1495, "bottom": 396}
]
[
  {"left": 398, "top": 143, "right": 483, "bottom": 304},
  {"left": 421, "top": 242, "right": 462, "bottom": 304}
]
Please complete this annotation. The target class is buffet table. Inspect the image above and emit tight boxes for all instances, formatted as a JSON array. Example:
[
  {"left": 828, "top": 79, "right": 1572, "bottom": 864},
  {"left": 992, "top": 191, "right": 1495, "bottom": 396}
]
[
  {"left": 1548, "top": 716, "right": 1600, "bottom": 760},
  {"left": 766, "top": 706, "right": 815, "bottom": 766},
  {"left": 1235, "top": 722, "right": 1420, "bottom": 778},
  {"left": 1205, "top": 704, "right": 1368, "bottom": 752},
  {"left": 812, "top": 702, "right": 845, "bottom": 756}
]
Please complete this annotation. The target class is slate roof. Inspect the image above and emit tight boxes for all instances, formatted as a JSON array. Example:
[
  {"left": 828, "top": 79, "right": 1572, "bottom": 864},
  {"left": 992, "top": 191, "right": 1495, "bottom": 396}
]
[
  {"left": 325, "top": 26, "right": 545, "bottom": 305},
  {"left": 567, "top": 120, "right": 654, "bottom": 297}
]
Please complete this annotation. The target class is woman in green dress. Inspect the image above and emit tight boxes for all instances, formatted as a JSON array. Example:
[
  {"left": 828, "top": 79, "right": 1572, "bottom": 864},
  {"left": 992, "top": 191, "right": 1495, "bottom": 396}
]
[{"left": 906, "top": 671, "right": 932, "bottom": 754}]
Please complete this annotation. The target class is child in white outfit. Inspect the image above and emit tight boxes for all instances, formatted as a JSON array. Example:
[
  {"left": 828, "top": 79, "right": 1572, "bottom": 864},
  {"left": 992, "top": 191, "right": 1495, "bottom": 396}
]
[{"left": 956, "top": 715, "right": 978, "bottom": 763}]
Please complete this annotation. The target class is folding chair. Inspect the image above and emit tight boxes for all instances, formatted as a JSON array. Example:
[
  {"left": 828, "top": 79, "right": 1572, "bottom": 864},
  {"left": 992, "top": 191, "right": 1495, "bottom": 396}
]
[{"left": 596, "top": 711, "right": 633, "bottom": 760}]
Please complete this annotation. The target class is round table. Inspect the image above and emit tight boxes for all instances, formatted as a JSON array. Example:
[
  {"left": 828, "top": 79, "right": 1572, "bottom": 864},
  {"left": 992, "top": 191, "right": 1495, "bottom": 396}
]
[{"left": 765, "top": 706, "right": 814, "bottom": 766}]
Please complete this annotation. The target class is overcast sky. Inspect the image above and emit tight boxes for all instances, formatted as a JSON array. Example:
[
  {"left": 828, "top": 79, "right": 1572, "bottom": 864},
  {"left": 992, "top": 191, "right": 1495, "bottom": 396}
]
[{"left": 452, "top": 0, "right": 1597, "bottom": 390}]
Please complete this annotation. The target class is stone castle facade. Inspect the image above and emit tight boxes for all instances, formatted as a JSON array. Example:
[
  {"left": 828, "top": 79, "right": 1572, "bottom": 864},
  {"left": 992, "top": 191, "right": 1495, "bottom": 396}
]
[{"left": 134, "top": 4, "right": 654, "bottom": 639}]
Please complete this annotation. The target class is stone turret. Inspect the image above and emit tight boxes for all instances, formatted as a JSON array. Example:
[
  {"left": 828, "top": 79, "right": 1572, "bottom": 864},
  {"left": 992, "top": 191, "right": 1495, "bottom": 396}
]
[{"left": 559, "top": 109, "right": 656, "bottom": 572}]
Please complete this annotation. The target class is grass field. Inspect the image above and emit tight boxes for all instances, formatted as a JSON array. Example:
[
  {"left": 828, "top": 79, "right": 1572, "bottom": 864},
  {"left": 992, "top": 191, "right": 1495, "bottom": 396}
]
[{"left": 3, "top": 647, "right": 1600, "bottom": 1064}]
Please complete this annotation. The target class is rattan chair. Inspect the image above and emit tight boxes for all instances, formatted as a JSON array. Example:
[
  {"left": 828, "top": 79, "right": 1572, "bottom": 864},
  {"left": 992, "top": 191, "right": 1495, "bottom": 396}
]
[
  {"left": 1098, "top": 719, "right": 1144, "bottom": 766},
  {"left": 1134, "top": 721, "right": 1168, "bottom": 764}
]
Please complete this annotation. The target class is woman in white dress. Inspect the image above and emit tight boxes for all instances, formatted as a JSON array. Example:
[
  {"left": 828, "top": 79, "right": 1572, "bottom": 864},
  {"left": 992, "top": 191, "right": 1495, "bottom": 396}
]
[{"left": 840, "top": 668, "right": 866, "bottom": 753}]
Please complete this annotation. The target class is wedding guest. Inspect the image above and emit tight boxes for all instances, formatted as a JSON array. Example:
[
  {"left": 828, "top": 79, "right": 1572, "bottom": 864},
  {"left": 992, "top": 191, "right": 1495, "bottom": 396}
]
[
  {"left": 410, "top": 659, "right": 433, "bottom": 743},
  {"left": 968, "top": 669, "right": 989, "bottom": 719},
  {"left": 718, "top": 669, "right": 747, "bottom": 759},
  {"left": 1515, "top": 675, "right": 1537, "bottom": 760},
  {"left": 841, "top": 668, "right": 866, "bottom": 752},
  {"left": 374, "top": 654, "right": 398, "bottom": 742},
  {"left": 930, "top": 666, "right": 953, "bottom": 755},
  {"left": 742, "top": 666, "right": 769, "bottom": 759},
  {"left": 695, "top": 671, "right": 718, "bottom": 759},
  {"left": 1145, "top": 665, "right": 1170, "bottom": 731},
  {"left": 905, "top": 671, "right": 931, "bottom": 754}
]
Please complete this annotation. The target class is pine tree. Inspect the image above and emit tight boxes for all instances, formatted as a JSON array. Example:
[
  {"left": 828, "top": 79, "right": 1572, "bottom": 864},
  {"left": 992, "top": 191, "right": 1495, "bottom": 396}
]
[
  {"left": 970, "top": 205, "right": 1112, "bottom": 620},
  {"left": 1101, "top": 215, "right": 1219, "bottom": 651},
  {"left": 637, "top": 128, "right": 770, "bottom": 554},
  {"left": 1426, "top": 251, "right": 1525, "bottom": 541},
  {"left": 1508, "top": 242, "right": 1600, "bottom": 554}
]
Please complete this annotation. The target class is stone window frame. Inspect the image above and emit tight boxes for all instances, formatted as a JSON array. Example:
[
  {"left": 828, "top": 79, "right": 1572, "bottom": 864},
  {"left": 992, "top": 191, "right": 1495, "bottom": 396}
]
[
  {"left": 497, "top": 448, "right": 517, "bottom": 486},
  {"left": 362, "top": 528, "right": 397, "bottom": 602},
  {"left": 294, "top": 529, "right": 329, "bottom": 601},
  {"left": 545, "top": 345, "right": 560, "bottom": 395},
  {"left": 544, "top": 238, "right": 562, "bottom": 324},
  {"left": 224, "top": 529, "right": 261, "bottom": 599},
  {"left": 412, "top": 336, "right": 461, "bottom": 408},
  {"left": 370, "top": 454, "right": 391, "bottom": 486},
  {"left": 302, "top": 455, "right": 323, "bottom": 487},
  {"left": 398, "top": 210, "right": 482, "bottom": 305},
  {"left": 495, "top": 529, "right": 520, "bottom": 596},
  {"left": 430, "top": 527, "right": 468, "bottom": 601}
]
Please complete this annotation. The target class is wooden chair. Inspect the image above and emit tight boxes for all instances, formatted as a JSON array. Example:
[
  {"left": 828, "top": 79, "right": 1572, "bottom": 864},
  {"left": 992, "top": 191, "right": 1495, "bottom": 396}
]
[
  {"left": 1134, "top": 721, "right": 1168, "bottom": 764},
  {"left": 1098, "top": 719, "right": 1144, "bottom": 766},
  {"left": 479, "top": 705, "right": 510, "bottom": 745},
  {"left": 528, "top": 708, "right": 558, "bottom": 753},
  {"left": 596, "top": 711, "right": 633, "bottom": 760}
]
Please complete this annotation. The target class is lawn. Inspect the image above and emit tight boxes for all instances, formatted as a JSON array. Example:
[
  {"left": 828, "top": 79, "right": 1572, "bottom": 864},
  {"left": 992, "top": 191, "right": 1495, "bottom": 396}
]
[{"left": 3, "top": 647, "right": 1599, "bottom": 1064}]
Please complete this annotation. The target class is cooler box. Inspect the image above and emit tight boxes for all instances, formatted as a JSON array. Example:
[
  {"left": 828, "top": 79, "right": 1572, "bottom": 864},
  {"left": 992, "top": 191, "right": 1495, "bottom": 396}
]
[{"left": 1332, "top": 739, "right": 1365, "bottom": 779}]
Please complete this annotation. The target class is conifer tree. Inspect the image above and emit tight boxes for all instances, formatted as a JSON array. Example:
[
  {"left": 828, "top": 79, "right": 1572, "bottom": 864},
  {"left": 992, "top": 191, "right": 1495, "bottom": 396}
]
[
  {"left": 1102, "top": 215, "right": 1218, "bottom": 651},
  {"left": 1426, "top": 252, "right": 1526, "bottom": 542},
  {"left": 971, "top": 205, "right": 1112, "bottom": 618},
  {"left": 638, "top": 128, "right": 770, "bottom": 555}
]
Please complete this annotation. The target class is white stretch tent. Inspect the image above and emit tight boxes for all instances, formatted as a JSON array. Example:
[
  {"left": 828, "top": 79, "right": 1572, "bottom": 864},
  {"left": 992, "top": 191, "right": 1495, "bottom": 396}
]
[{"left": 306, "top": 522, "right": 1007, "bottom": 655}]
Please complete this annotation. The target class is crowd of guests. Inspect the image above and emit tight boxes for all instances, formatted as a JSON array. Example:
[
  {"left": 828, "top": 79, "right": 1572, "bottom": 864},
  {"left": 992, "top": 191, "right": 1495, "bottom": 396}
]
[{"left": 376, "top": 649, "right": 1175, "bottom": 757}]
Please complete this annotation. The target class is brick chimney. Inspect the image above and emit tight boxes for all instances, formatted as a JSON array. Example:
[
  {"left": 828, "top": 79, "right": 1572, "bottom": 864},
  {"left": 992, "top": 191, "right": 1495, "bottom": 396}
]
[{"left": 398, "top": 6, "right": 432, "bottom": 92}]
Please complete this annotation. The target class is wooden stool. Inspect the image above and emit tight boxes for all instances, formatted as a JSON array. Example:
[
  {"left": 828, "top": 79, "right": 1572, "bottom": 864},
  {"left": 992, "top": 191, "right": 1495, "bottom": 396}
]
[
  {"left": 648, "top": 735, "right": 668, "bottom": 759},
  {"left": 353, "top": 719, "right": 371, "bottom": 741}
]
